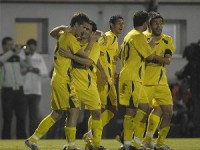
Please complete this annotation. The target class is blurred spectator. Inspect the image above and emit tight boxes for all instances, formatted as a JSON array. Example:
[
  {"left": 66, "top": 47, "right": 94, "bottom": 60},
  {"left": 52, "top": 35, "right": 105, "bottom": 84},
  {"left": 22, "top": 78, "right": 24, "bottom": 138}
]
[
  {"left": 170, "top": 83, "right": 188, "bottom": 136},
  {"left": 20, "top": 39, "right": 48, "bottom": 136},
  {"left": 176, "top": 41, "right": 200, "bottom": 137},
  {"left": 0, "top": 37, "right": 26, "bottom": 139}
]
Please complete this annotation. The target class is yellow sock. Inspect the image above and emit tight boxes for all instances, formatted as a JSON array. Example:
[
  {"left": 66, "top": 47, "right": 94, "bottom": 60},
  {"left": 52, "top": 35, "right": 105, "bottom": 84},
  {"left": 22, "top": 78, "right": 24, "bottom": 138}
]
[
  {"left": 64, "top": 126, "right": 76, "bottom": 144},
  {"left": 101, "top": 110, "right": 114, "bottom": 127},
  {"left": 124, "top": 109, "right": 146, "bottom": 142},
  {"left": 123, "top": 115, "right": 134, "bottom": 142},
  {"left": 92, "top": 119, "right": 102, "bottom": 147},
  {"left": 144, "top": 113, "right": 160, "bottom": 143},
  {"left": 133, "top": 122, "right": 146, "bottom": 148},
  {"left": 131, "top": 109, "right": 146, "bottom": 130},
  {"left": 156, "top": 126, "right": 170, "bottom": 146},
  {"left": 88, "top": 115, "right": 93, "bottom": 131},
  {"left": 29, "top": 115, "right": 55, "bottom": 143}
]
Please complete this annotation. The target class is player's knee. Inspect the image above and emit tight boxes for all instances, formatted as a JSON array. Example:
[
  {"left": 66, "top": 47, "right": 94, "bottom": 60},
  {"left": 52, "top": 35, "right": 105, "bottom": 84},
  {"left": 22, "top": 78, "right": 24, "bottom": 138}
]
[
  {"left": 106, "top": 105, "right": 117, "bottom": 114},
  {"left": 91, "top": 110, "right": 101, "bottom": 120},
  {"left": 139, "top": 103, "right": 150, "bottom": 113},
  {"left": 162, "top": 111, "right": 173, "bottom": 120},
  {"left": 51, "top": 110, "right": 64, "bottom": 121}
]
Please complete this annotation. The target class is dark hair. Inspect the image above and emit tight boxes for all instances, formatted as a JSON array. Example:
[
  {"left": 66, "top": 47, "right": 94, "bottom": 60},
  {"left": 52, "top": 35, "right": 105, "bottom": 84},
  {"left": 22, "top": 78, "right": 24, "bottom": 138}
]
[
  {"left": 109, "top": 15, "right": 124, "bottom": 29},
  {"left": 70, "top": 12, "right": 90, "bottom": 27},
  {"left": 26, "top": 39, "right": 37, "bottom": 46},
  {"left": 148, "top": 11, "right": 164, "bottom": 25},
  {"left": 133, "top": 10, "right": 149, "bottom": 27},
  {"left": 2, "top": 37, "right": 13, "bottom": 46},
  {"left": 89, "top": 20, "right": 97, "bottom": 32}
]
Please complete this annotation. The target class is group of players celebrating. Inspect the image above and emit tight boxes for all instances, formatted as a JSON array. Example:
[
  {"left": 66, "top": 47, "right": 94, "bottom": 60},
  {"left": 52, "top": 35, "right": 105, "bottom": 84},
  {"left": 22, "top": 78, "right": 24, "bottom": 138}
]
[{"left": 25, "top": 10, "right": 175, "bottom": 150}]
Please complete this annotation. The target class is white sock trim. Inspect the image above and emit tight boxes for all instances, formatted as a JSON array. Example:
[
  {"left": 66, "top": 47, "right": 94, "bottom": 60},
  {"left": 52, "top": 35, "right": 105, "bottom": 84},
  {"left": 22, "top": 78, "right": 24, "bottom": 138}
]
[
  {"left": 68, "top": 142, "right": 75, "bottom": 146},
  {"left": 146, "top": 131, "right": 154, "bottom": 138},
  {"left": 87, "top": 130, "right": 93, "bottom": 138},
  {"left": 133, "top": 136, "right": 141, "bottom": 145},
  {"left": 124, "top": 141, "right": 131, "bottom": 146},
  {"left": 32, "top": 135, "right": 39, "bottom": 141}
]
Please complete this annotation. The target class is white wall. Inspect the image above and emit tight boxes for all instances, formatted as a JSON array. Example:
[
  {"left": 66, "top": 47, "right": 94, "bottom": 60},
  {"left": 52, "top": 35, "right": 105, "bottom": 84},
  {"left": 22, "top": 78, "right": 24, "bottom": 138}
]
[{"left": 0, "top": 2, "right": 197, "bottom": 138}]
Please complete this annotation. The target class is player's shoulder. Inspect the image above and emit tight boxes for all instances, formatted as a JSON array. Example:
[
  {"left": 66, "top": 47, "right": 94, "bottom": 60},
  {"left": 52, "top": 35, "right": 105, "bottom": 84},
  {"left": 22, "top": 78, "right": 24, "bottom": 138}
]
[
  {"left": 60, "top": 32, "right": 75, "bottom": 39},
  {"left": 105, "top": 31, "right": 117, "bottom": 41},
  {"left": 161, "top": 33, "right": 173, "bottom": 40},
  {"left": 161, "top": 34, "right": 173, "bottom": 44}
]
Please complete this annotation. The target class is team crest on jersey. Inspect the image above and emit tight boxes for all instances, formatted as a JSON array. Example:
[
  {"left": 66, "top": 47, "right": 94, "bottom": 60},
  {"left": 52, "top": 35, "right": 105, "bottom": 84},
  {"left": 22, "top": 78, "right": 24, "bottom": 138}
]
[
  {"left": 100, "top": 51, "right": 104, "bottom": 56},
  {"left": 122, "top": 83, "right": 128, "bottom": 93}
]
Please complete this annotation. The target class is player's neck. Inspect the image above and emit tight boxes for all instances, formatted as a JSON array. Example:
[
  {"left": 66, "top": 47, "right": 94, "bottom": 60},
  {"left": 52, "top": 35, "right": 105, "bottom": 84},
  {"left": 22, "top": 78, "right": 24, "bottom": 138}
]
[{"left": 152, "top": 35, "right": 161, "bottom": 41}]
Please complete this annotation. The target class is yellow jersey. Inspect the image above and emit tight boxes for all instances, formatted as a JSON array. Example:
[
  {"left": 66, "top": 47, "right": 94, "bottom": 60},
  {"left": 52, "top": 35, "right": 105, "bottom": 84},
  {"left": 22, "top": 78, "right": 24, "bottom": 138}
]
[
  {"left": 119, "top": 29, "right": 154, "bottom": 82},
  {"left": 144, "top": 33, "right": 175, "bottom": 85},
  {"left": 98, "top": 31, "right": 119, "bottom": 79},
  {"left": 72, "top": 42, "right": 100, "bottom": 90},
  {"left": 52, "top": 32, "right": 81, "bottom": 82}
]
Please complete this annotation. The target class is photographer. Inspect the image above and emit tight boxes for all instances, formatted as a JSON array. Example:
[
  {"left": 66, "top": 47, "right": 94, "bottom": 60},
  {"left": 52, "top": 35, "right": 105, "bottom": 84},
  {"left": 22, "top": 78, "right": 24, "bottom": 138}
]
[
  {"left": 0, "top": 37, "right": 26, "bottom": 139},
  {"left": 20, "top": 39, "right": 48, "bottom": 136}
]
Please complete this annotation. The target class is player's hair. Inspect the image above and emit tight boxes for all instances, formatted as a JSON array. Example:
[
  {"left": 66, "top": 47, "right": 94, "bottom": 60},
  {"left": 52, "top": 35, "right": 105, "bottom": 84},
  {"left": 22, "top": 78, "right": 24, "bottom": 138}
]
[
  {"left": 89, "top": 20, "right": 97, "bottom": 32},
  {"left": 133, "top": 10, "right": 149, "bottom": 27},
  {"left": 26, "top": 38, "right": 37, "bottom": 46},
  {"left": 109, "top": 15, "right": 124, "bottom": 29},
  {"left": 70, "top": 12, "right": 90, "bottom": 26},
  {"left": 2, "top": 37, "right": 13, "bottom": 46},
  {"left": 148, "top": 11, "right": 164, "bottom": 25}
]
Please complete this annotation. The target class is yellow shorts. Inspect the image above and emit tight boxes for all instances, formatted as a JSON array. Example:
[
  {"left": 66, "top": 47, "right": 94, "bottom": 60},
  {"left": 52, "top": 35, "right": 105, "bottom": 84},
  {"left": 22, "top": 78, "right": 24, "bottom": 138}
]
[
  {"left": 97, "top": 81, "right": 117, "bottom": 108},
  {"left": 50, "top": 78, "right": 78, "bottom": 110},
  {"left": 119, "top": 80, "right": 148, "bottom": 108},
  {"left": 76, "top": 85, "right": 101, "bottom": 110},
  {"left": 144, "top": 84, "right": 173, "bottom": 107}
]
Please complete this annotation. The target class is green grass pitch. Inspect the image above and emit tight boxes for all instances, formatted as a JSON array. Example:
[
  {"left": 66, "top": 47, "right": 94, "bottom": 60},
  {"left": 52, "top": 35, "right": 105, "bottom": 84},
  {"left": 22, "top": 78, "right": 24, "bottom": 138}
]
[{"left": 0, "top": 139, "right": 200, "bottom": 150}]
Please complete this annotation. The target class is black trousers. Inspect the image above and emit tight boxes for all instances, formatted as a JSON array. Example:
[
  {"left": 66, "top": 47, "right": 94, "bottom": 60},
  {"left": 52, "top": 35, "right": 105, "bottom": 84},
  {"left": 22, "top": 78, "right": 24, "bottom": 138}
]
[
  {"left": 24, "top": 94, "right": 41, "bottom": 136},
  {"left": 1, "top": 87, "right": 27, "bottom": 139}
]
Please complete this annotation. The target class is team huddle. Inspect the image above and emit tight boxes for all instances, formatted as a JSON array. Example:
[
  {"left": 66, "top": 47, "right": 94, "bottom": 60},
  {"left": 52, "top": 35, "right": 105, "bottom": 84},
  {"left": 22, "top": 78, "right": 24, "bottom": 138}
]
[{"left": 25, "top": 10, "right": 175, "bottom": 150}]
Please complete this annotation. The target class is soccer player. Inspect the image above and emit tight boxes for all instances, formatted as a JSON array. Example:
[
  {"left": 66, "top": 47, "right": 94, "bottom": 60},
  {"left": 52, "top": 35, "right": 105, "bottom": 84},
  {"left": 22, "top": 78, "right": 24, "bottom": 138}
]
[
  {"left": 58, "top": 20, "right": 106, "bottom": 150},
  {"left": 118, "top": 10, "right": 155, "bottom": 150},
  {"left": 83, "top": 15, "right": 124, "bottom": 144},
  {"left": 25, "top": 12, "right": 93, "bottom": 150},
  {"left": 140, "top": 12, "right": 175, "bottom": 150}
]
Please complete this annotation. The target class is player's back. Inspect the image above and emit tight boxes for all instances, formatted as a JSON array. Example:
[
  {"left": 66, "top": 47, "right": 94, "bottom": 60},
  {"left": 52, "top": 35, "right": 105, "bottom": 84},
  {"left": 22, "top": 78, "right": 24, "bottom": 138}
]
[
  {"left": 53, "top": 32, "right": 81, "bottom": 82},
  {"left": 119, "top": 29, "right": 153, "bottom": 83}
]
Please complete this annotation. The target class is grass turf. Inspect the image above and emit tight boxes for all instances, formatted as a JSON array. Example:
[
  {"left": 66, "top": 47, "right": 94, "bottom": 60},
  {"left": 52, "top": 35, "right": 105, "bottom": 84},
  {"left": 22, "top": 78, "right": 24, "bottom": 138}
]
[{"left": 0, "top": 138, "right": 200, "bottom": 150}]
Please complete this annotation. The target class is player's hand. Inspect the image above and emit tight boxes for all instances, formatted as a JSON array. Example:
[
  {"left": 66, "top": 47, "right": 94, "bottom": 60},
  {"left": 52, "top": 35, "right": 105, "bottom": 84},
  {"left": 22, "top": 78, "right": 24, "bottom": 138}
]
[
  {"left": 88, "top": 32, "right": 97, "bottom": 44},
  {"left": 63, "top": 25, "right": 72, "bottom": 33},
  {"left": 58, "top": 49, "right": 73, "bottom": 58},
  {"left": 27, "top": 67, "right": 40, "bottom": 74}
]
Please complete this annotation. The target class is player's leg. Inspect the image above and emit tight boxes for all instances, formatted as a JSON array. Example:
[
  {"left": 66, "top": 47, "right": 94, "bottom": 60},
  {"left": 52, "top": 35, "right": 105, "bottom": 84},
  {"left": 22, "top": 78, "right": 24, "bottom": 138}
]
[
  {"left": 131, "top": 103, "right": 149, "bottom": 149},
  {"left": 25, "top": 110, "right": 63, "bottom": 150},
  {"left": 90, "top": 109, "right": 104, "bottom": 149},
  {"left": 154, "top": 85, "right": 173, "bottom": 150},
  {"left": 155, "top": 105, "right": 172, "bottom": 150},
  {"left": 119, "top": 81, "right": 150, "bottom": 149},
  {"left": 63, "top": 107, "right": 80, "bottom": 150},
  {"left": 128, "top": 84, "right": 149, "bottom": 149},
  {"left": 25, "top": 79, "right": 69, "bottom": 149},
  {"left": 143, "top": 105, "right": 162, "bottom": 149},
  {"left": 101, "top": 83, "right": 117, "bottom": 127}
]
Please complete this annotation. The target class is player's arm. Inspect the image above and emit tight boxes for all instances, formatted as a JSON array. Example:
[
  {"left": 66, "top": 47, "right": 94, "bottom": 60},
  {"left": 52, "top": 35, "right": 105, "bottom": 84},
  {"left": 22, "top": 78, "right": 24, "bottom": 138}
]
[
  {"left": 50, "top": 25, "right": 71, "bottom": 39},
  {"left": 96, "top": 30, "right": 107, "bottom": 45},
  {"left": 59, "top": 48, "right": 93, "bottom": 67},
  {"left": 152, "top": 48, "right": 173, "bottom": 65},
  {"left": 0, "top": 47, "right": 22, "bottom": 65},
  {"left": 75, "top": 32, "right": 97, "bottom": 58},
  {"left": 96, "top": 59, "right": 108, "bottom": 83}
]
